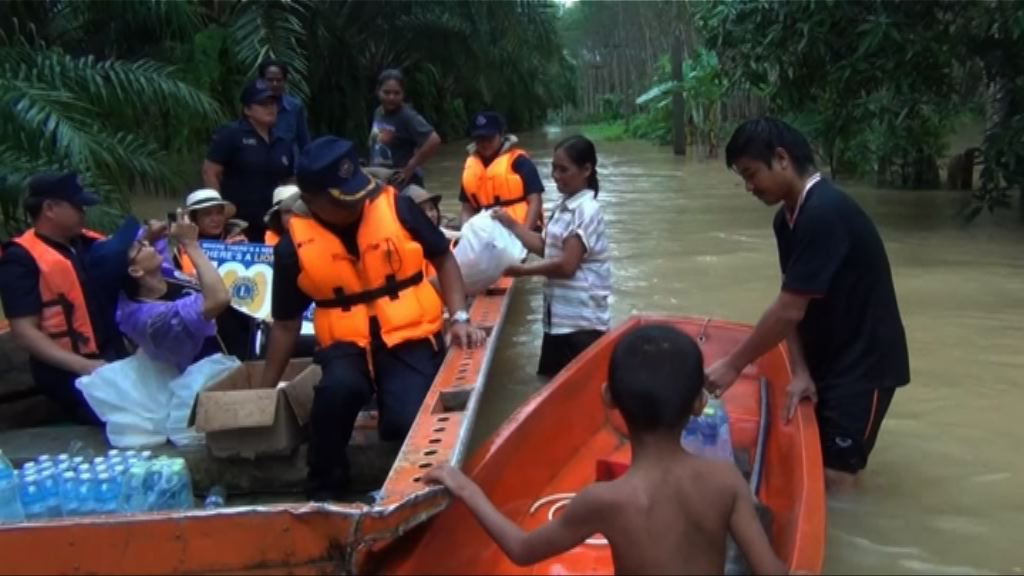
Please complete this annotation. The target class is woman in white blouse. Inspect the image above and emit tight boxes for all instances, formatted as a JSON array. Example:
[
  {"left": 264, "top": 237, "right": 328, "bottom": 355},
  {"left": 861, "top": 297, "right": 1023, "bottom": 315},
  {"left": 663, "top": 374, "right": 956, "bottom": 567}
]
[{"left": 495, "top": 135, "right": 612, "bottom": 378}]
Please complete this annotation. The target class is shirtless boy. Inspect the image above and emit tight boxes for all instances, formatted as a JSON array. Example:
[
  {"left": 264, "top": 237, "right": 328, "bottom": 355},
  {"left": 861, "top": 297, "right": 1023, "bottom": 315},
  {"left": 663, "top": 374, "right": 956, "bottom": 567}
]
[{"left": 426, "top": 323, "right": 787, "bottom": 575}]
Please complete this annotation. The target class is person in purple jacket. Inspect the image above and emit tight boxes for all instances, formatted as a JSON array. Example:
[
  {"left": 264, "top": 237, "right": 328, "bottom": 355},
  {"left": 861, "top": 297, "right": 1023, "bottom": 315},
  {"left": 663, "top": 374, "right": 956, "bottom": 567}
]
[{"left": 113, "top": 210, "right": 232, "bottom": 372}]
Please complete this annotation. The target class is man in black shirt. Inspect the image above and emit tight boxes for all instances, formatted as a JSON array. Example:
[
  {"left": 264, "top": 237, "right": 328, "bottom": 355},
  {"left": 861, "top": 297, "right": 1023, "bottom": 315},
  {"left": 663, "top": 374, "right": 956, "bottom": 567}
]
[
  {"left": 0, "top": 172, "right": 130, "bottom": 424},
  {"left": 706, "top": 117, "right": 910, "bottom": 490},
  {"left": 261, "top": 136, "right": 485, "bottom": 500}
]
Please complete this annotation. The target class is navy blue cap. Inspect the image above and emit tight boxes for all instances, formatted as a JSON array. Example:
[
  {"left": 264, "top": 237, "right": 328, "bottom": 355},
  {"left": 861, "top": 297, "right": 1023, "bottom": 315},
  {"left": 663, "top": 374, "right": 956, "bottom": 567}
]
[
  {"left": 469, "top": 111, "right": 505, "bottom": 139},
  {"left": 296, "top": 136, "right": 373, "bottom": 201},
  {"left": 86, "top": 215, "right": 142, "bottom": 314},
  {"left": 240, "top": 78, "right": 277, "bottom": 106},
  {"left": 27, "top": 171, "right": 101, "bottom": 209}
]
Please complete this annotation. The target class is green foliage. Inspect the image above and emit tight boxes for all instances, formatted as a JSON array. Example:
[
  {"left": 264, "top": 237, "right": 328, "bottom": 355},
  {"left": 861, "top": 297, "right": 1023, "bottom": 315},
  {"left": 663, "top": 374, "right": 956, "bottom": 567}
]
[
  {"left": 580, "top": 120, "right": 629, "bottom": 142},
  {"left": 0, "top": 26, "right": 225, "bottom": 237},
  {"left": 0, "top": 0, "right": 575, "bottom": 237},
  {"left": 695, "top": 0, "right": 1024, "bottom": 213},
  {"left": 634, "top": 48, "right": 730, "bottom": 148}
]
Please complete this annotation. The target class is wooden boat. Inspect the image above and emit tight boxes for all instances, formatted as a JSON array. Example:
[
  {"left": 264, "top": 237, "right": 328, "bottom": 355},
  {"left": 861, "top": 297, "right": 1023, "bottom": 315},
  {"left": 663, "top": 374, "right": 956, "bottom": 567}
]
[
  {"left": 364, "top": 315, "right": 827, "bottom": 575},
  {"left": 0, "top": 278, "right": 516, "bottom": 574}
]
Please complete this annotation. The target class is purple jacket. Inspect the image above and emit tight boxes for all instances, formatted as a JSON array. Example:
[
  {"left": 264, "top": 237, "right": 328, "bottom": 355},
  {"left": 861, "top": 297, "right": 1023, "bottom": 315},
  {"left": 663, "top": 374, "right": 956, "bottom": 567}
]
[{"left": 116, "top": 288, "right": 218, "bottom": 374}]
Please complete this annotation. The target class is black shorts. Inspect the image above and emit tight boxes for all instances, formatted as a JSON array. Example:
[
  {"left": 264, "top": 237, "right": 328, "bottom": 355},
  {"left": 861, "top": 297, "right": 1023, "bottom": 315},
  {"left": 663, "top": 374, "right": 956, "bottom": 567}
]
[
  {"left": 816, "top": 386, "right": 896, "bottom": 474},
  {"left": 537, "top": 329, "right": 605, "bottom": 378}
]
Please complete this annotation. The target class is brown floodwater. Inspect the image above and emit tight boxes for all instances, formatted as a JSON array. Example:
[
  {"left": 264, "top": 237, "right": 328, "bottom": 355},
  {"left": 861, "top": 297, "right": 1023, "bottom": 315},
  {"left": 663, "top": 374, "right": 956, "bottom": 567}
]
[
  {"left": 438, "top": 130, "right": 1023, "bottom": 575},
  {"left": 135, "top": 129, "right": 1024, "bottom": 574}
]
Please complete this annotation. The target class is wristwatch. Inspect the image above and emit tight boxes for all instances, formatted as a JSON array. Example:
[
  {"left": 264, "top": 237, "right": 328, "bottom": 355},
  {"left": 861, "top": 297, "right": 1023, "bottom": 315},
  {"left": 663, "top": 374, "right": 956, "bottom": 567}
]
[{"left": 451, "top": 310, "right": 470, "bottom": 324}]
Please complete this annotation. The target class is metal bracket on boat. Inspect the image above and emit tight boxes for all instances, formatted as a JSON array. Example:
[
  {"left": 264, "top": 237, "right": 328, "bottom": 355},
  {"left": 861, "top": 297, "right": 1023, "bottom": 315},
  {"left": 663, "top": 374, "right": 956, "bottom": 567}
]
[
  {"left": 750, "top": 377, "right": 770, "bottom": 498},
  {"left": 697, "top": 316, "right": 712, "bottom": 344}
]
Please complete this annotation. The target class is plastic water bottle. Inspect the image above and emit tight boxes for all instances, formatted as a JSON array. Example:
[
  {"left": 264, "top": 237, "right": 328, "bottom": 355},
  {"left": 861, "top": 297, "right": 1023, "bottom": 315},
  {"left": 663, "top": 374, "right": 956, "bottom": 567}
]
[
  {"left": 699, "top": 412, "right": 720, "bottom": 459},
  {"left": 204, "top": 486, "right": 226, "bottom": 509},
  {"left": 75, "top": 473, "right": 96, "bottom": 516},
  {"left": 164, "top": 458, "right": 194, "bottom": 511},
  {"left": 119, "top": 461, "right": 145, "bottom": 513},
  {"left": 681, "top": 420, "right": 702, "bottom": 455},
  {"left": 0, "top": 451, "right": 26, "bottom": 524},
  {"left": 38, "top": 470, "right": 62, "bottom": 518},
  {"left": 106, "top": 449, "right": 122, "bottom": 460},
  {"left": 56, "top": 454, "right": 71, "bottom": 469},
  {"left": 21, "top": 461, "right": 38, "bottom": 476},
  {"left": 94, "top": 473, "right": 120, "bottom": 515},
  {"left": 36, "top": 454, "right": 54, "bottom": 469},
  {"left": 703, "top": 399, "right": 733, "bottom": 462},
  {"left": 59, "top": 471, "right": 80, "bottom": 517},
  {"left": 19, "top": 474, "right": 47, "bottom": 520}
]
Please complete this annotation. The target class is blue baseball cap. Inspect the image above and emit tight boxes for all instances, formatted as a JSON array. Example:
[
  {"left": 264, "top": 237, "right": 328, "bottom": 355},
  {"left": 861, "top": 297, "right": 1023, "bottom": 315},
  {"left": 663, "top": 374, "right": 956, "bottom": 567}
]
[
  {"left": 26, "top": 171, "right": 101, "bottom": 209},
  {"left": 468, "top": 111, "right": 505, "bottom": 139},
  {"left": 296, "top": 136, "right": 374, "bottom": 201},
  {"left": 85, "top": 215, "right": 142, "bottom": 314},
  {"left": 240, "top": 78, "right": 277, "bottom": 106}
]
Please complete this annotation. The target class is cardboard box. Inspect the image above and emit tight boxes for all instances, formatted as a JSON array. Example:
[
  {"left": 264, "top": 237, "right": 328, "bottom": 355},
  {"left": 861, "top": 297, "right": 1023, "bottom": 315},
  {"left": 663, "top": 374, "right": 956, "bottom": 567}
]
[{"left": 190, "top": 359, "right": 318, "bottom": 459}]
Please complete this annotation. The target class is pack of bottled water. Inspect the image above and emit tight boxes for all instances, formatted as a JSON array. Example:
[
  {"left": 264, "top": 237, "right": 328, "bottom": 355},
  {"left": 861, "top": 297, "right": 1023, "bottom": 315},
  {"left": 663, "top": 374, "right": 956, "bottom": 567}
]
[
  {"left": 681, "top": 397, "right": 734, "bottom": 462},
  {"left": 0, "top": 448, "right": 195, "bottom": 524}
]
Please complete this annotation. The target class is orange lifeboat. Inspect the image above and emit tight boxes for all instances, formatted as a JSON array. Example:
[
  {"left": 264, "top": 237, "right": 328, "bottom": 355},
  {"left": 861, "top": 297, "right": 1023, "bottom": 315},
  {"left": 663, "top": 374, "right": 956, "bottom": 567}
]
[
  {"left": 365, "top": 315, "right": 827, "bottom": 575},
  {"left": 0, "top": 279, "right": 517, "bottom": 575}
]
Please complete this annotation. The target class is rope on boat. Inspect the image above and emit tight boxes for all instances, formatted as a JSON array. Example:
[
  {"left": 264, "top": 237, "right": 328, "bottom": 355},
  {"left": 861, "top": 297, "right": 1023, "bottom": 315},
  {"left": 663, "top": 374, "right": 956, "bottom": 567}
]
[{"left": 528, "top": 493, "right": 609, "bottom": 546}]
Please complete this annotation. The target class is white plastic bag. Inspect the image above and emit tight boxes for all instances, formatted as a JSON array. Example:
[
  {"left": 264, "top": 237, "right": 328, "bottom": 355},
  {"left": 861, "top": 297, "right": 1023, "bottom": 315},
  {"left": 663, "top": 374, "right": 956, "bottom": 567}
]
[
  {"left": 453, "top": 210, "right": 528, "bottom": 295},
  {"left": 166, "top": 353, "right": 240, "bottom": 447},
  {"left": 75, "top": 350, "right": 177, "bottom": 448}
]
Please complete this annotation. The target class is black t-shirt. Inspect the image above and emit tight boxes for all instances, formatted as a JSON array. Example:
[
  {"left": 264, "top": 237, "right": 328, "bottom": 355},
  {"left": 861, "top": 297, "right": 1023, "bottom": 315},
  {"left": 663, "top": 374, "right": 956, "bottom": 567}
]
[
  {"left": 458, "top": 153, "right": 545, "bottom": 205},
  {"left": 0, "top": 232, "right": 128, "bottom": 387},
  {"left": 206, "top": 119, "right": 295, "bottom": 227},
  {"left": 369, "top": 105, "right": 436, "bottom": 169},
  {"left": 272, "top": 192, "right": 451, "bottom": 322},
  {"left": 773, "top": 178, "right": 910, "bottom": 393}
]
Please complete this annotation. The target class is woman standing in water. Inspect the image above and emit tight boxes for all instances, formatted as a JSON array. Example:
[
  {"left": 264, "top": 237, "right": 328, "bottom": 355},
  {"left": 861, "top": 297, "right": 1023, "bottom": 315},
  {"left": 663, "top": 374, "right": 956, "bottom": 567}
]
[
  {"left": 495, "top": 135, "right": 611, "bottom": 378},
  {"left": 367, "top": 69, "right": 441, "bottom": 188}
]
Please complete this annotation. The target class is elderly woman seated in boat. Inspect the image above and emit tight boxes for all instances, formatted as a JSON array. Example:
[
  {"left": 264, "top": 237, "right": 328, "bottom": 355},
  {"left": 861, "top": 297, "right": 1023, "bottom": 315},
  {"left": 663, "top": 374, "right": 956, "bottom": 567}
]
[{"left": 89, "top": 211, "right": 231, "bottom": 373}]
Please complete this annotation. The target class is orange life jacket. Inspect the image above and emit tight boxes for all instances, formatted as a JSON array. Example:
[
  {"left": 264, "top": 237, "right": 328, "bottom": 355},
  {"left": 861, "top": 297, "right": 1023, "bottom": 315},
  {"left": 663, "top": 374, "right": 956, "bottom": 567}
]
[
  {"left": 289, "top": 186, "right": 444, "bottom": 349},
  {"left": 265, "top": 229, "right": 281, "bottom": 247},
  {"left": 462, "top": 148, "right": 534, "bottom": 226},
  {"left": 11, "top": 228, "right": 104, "bottom": 356}
]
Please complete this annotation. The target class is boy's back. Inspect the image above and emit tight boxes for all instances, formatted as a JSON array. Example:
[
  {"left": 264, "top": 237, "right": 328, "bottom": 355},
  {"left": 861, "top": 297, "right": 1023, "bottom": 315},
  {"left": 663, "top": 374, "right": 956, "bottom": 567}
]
[
  {"left": 587, "top": 452, "right": 775, "bottom": 575},
  {"left": 426, "top": 324, "right": 785, "bottom": 575}
]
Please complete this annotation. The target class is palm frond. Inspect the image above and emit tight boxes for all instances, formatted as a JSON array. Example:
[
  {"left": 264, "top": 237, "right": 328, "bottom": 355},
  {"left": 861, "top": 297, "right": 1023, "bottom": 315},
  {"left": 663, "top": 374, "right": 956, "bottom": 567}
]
[{"left": 228, "top": 0, "right": 310, "bottom": 99}]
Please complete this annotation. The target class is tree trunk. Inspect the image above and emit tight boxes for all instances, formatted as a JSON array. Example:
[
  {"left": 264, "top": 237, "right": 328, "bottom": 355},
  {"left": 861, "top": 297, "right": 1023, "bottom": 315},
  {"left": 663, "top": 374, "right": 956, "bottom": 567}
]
[{"left": 671, "top": 18, "right": 685, "bottom": 156}]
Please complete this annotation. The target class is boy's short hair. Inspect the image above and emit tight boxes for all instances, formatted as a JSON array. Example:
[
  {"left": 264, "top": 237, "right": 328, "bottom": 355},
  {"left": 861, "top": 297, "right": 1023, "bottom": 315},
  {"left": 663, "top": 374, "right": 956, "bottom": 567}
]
[
  {"left": 725, "top": 116, "right": 817, "bottom": 177},
  {"left": 608, "top": 324, "right": 705, "bottom": 434}
]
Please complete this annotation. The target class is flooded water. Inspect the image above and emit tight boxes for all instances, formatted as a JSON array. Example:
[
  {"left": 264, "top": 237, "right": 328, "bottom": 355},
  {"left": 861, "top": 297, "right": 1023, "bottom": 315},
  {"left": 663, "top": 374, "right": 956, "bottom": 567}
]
[
  {"left": 424, "top": 130, "right": 1024, "bottom": 575},
  {"left": 131, "top": 130, "right": 1024, "bottom": 574}
]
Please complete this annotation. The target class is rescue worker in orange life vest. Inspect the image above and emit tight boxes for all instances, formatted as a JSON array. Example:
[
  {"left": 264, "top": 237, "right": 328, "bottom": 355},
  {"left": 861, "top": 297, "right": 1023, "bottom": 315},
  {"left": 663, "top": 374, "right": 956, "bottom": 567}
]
[
  {"left": 260, "top": 136, "right": 486, "bottom": 500},
  {"left": 0, "top": 172, "right": 142, "bottom": 424},
  {"left": 459, "top": 111, "right": 544, "bottom": 231}
]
